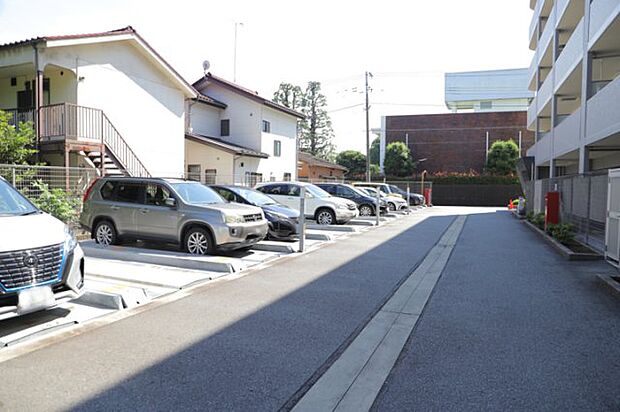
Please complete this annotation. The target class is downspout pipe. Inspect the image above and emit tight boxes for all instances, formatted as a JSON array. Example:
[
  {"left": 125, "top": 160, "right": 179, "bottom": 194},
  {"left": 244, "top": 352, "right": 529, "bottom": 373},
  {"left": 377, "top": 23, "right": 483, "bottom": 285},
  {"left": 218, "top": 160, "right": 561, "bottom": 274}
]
[{"left": 32, "top": 42, "right": 43, "bottom": 150}]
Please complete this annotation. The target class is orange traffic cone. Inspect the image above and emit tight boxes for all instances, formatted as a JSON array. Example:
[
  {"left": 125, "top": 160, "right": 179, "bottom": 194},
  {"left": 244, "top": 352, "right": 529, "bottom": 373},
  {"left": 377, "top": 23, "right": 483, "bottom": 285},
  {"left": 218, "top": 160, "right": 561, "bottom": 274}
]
[{"left": 508, "top": 198, "right": 513, "bottom": 210}]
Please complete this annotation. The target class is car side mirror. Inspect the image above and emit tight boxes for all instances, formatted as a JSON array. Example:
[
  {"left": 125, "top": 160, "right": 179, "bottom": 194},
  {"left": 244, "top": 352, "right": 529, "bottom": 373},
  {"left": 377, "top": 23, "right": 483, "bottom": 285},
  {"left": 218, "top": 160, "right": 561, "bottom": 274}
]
[
  {"left": 305, "top": 192, "right": 314, "bottom": 198},
  {"left": 165, "top": 197, "right": 176, "bottom": 207}
]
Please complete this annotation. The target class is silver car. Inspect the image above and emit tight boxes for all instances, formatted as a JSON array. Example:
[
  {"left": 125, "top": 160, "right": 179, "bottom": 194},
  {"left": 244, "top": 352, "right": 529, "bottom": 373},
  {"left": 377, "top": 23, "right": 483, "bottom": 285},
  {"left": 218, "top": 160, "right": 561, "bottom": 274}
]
[{"left": 80, "top": 178, "right": 268, "bottom": 255}]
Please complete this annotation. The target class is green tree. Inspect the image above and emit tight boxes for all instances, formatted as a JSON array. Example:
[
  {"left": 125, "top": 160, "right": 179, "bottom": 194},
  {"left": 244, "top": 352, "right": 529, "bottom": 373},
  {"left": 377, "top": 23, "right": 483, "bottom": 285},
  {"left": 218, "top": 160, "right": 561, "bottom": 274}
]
[
  {"left": 384, "top": 142, "right": 414, "bottom": 177},
  {"left": 369, "top": 137, "right": 380, "bottom": 165},
  {"left": 272, "top": 83, "right": 304, "bottom": 111},
  {"left": 336, "top": 150, "right": 366, "bottom": 176},
  {"left": 486, "top": 139, "right": 519, "bottom": 175},
  {"left": 0, "top": 110, "right": 37, "bottom": 164},
  {"left": 299, "top": 81, "right": 335, "bottom": 160}
]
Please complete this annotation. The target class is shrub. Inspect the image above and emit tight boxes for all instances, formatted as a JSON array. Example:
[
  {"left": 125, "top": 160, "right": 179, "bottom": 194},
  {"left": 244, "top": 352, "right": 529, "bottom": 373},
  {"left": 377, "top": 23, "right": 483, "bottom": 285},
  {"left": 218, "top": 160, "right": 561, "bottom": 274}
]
[
  {"left": 531, "top": 212, "right": 545, "bottom": 229},
  {"left": 384, "top": 142, "right": 414, "bottom": 177},
  {"left": 29, "top": 180, "right": 80, "bottom": 224},
  {"left": 485, "top": 139, "right": 519, "bottom": 175},
  {"left": 336, "top": 150, "right": 366, "bottom": 176},
  {"left": 547, "top": 223, "right": 575, "bottom": 244}
]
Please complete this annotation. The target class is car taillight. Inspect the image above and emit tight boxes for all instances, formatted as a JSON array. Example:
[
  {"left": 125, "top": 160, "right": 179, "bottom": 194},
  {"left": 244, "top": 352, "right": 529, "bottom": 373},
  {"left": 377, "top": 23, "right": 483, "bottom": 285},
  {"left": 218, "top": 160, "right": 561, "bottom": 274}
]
[{"left": 83, "top": 178, "right": 100, "bottom": 202}]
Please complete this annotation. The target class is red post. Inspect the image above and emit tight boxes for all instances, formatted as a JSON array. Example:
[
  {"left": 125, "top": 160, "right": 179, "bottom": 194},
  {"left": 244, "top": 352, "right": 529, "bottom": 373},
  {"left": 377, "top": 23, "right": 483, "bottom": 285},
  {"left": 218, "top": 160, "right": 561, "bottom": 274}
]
[
  {"left": 423, "top": 188, "right": 433, "bottom": 206},
  {"left": 545, "top": 191, "right": 560, "bottom": 229}
]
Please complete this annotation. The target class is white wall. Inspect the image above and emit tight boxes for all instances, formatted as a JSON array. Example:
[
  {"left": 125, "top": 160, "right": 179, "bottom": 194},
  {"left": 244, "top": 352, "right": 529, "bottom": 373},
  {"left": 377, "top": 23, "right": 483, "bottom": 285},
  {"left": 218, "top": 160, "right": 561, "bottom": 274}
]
[
  {"left": 257, "top": 106, "right": 297, "bottom": 181},
  {"left": 185, "top": 139, "right": 234, "bottom": 183},
  {"left": 190, "top": 103, "right": 221, "bottom": 137},
  {"left": 196, "top": 83, "right": 262, "bottom": 150},
  {"left": 40, "top": 40, "right": 186, "bottom": 177}
]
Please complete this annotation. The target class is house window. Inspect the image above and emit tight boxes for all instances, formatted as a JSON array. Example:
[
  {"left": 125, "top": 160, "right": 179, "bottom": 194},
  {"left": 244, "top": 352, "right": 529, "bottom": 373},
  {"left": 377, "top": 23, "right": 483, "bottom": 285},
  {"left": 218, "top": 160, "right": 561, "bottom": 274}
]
[
  {"left": 245, "top": 172, "right": 263, "bottom": 187},
  {"left": 187, "top": 164, "right": 201, "bottom": 182},
  {"left": 480, "top": 101, "right": 492, "bottom": 110},
  {"left": 283, "top": 173, "right": 291, "bottom": 182},
  {"left": 221, "top": 119, "right": 230, "bottom": 136},
  {"left": 274, "top": 140, "right": 281, "bottom": 157},
  {"left": 262, "top": 120, "right": 271, "bottom": 133},
  {"left": 205, "top": 169, "right": 217, "bottom": 185}
]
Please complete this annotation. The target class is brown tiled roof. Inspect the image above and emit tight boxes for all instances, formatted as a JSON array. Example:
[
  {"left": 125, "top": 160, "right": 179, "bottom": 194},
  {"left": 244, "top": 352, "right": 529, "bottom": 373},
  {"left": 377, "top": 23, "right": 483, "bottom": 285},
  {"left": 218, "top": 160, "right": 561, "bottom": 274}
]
[
  {"left": 0, "top": 26, "right": 136, "bottom": 49},
  {"left": 185, "top": 133, "right": 269, "bottom": 159},
  {"left": 192, "top": 94, "right": 227, "bottom": 109},
  {"left": 298, "top": 152, "right": 348, "bottom": 171},
  {"left": 193, "top": 73, "right": 305, "bottom": 119}
]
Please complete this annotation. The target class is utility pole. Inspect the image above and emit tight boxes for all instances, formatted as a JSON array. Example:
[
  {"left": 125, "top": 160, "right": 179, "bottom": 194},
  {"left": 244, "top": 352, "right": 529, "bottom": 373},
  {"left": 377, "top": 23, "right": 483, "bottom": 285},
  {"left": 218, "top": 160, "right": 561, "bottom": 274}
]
[
  {"left": 365, "top": 71, "right": 373, "bottom": 182},
  {"left": 233, "top": 22, "right": 243, "bottom": 82}
]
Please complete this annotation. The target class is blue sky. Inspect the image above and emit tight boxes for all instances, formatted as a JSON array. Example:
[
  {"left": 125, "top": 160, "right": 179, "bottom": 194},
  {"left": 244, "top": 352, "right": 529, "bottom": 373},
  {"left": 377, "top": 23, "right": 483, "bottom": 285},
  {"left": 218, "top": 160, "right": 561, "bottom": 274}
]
[{"left": 0, "top": 0, "right": 533, "bottom": 152}]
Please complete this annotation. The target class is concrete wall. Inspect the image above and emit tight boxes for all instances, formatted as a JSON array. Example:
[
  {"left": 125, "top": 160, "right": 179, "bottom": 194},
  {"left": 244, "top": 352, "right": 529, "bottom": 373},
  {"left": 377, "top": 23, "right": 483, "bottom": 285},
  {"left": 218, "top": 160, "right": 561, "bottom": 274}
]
[
  {"left": 189, "top": 103, "right": 221, "bottom": 137},
  {"left": 257, "top": 107, "right": 297, "bottom": 181},
  {"left": 431, "top": 184, "right": 523, "bottom": 206}
]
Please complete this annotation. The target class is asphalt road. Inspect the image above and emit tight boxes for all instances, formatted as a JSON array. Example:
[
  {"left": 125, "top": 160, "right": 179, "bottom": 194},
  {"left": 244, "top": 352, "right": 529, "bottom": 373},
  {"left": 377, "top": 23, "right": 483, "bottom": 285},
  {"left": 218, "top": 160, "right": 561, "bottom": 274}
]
[
  {"left": 0, "top": 208, "right": 454, "bottom": 411},
  {"left": 1, "top": 207, "right": 618, "bottom": 411},
  {"left": 373, "top": 210, "right": 620, "bottom": 411}
]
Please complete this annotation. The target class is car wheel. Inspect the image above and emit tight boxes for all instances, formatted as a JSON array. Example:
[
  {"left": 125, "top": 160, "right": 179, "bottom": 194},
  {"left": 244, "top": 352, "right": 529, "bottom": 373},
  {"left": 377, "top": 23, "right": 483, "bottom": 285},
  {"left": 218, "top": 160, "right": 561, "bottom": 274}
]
[
  {"left": 185, "top": 227, "right": 215, "bottom": 255},
  {"left": 316, "top": 208, "right": 336, "bottom": 225},
  {"left": 387, "top": 202, "right": 396, "bottom": 211},
  {"left": 94, "top": 220, "right": 117, "bottom": 246},
  {"left": 359, "top": 204, "right": 373, "bottom": 216}
]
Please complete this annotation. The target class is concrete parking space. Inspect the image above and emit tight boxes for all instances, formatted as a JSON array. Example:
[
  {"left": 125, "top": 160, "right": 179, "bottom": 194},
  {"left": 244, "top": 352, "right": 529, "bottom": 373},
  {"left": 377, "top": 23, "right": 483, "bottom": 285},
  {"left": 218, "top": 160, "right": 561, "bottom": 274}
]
[{"left": 0, "top": 206, "right": 417, "bottom": 352}]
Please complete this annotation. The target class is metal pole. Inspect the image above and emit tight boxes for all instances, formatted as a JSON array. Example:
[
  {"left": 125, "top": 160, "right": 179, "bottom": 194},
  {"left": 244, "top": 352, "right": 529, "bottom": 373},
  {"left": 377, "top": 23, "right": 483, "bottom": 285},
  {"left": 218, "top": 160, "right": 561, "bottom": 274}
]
[
  {"left": 407, "top": 184, "right": 411, "bottom": 208},
  {"left": 365, "top": 71, "right": 371, "bottom": 182},
  {"left": 233, "top": 22, "right": 243, "bottom": 83},
  {"left": 298, "top": 186, "right": 306, "bottom": 252},
  {"left": 485, "top": 131, "right": 490, "bottom": 163},
  {"left": 376, "top": 187, "right": 381, "bottom": 226},
  {"left": 420, "top": 170, "right": 426, "bottom": 205},
  {"left": 585, "top": 175, "right": 591, "bottom": 246},
  {"left": 12, "top": 167, "right": 16, "bottom": 186},
  {"left": 518, "top": 130, "right": 523, "bottom": 156}
]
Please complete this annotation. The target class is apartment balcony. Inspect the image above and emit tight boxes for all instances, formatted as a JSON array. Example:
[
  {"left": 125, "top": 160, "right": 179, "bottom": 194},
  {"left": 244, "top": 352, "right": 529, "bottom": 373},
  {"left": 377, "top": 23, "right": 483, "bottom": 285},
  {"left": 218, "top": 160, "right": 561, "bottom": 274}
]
[
  {"left": 554, "top": 18, "right": 584, "bottom": 89},
  {"left": 528, "top": 53, "right": 539, "bottom": 91},
  {"left": 527, "top": 98, "right": 537, "bottom": 130},
  {"left": 589, "top": 0, "right": 620, "bottom": 45},
  {"left": 529, "top": 0, "right": 550, "bottom": 50},
  {"left": 586, "top": 74, "right": 620, "bottom": 144},
  {"left": 537, "top": 3, "right": 557, "bottom": 66},
  {"left": 537, "top": 69, "right": 555, "bottom": 115},
  {"left": 554, "top": 107, "right": 582, "bottom": 156},
  {"left": 535, "top": 130, "right": 554, "bottom": 164}
]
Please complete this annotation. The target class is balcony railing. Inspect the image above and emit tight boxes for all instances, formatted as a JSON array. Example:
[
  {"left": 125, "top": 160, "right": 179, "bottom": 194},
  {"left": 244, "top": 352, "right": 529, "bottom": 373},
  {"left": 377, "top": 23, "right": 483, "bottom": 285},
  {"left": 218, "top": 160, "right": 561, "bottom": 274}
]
[
  {"left": 3, "top": 103, "right": 150, "bottom": 177},
  {"left": 2, "top": 108, "right": 35, "bottom": 129}
]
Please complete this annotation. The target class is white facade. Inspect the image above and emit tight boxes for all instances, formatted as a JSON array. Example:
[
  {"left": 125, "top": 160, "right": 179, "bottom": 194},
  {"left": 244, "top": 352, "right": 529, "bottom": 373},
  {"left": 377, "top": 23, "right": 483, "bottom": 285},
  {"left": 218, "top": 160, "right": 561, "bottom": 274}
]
[
  {"left": 526, "top": 0, "right": 620, "bottom": 177},
  {"left": 190, "top": 76, "right": 300, "bottom": 182},
  {"left": 0, "top": 29, "right": 195, "bottom": 177},
  {"left": 445, "top": 69, "right": 534, "bottom": 113}
]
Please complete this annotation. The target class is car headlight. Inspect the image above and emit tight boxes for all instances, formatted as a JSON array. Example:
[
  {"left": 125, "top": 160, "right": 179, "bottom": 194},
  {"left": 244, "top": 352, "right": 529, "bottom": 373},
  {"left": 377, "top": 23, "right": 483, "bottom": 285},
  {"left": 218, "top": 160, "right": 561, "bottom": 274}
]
[
  {"left": 64, "top": 225, "right": 77, "bottom": 254},
  {"left": 224, "top": 213, "right": 245, "bottom": 224},
  {"left": 265, "top": 211, "right": 287, "bottom": 220}
]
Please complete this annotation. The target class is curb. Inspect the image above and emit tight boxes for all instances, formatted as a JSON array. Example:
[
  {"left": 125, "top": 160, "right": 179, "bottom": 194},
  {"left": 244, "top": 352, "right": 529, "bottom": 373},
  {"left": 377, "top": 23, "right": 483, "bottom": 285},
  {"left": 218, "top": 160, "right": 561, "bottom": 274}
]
[{"left": 522, "top": 220, "right": 602, "bottom": 261}]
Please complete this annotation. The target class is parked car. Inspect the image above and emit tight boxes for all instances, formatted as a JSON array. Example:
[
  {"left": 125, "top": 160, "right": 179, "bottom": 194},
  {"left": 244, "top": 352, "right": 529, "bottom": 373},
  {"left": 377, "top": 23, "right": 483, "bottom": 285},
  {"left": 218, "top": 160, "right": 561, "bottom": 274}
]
[
  {"left": 255, "top": 182, "right": 358, "bottom": 225},
  {"left": 211, "top": 185, "right": 299, "bottom": 241},
  {"left": 0, "top": 176, "right": 85, "bottom": 321},
  {"left": 315, "top": 183, "right": 387, "bottom": 216},
  {"left": 352, "top": 182, "right": 403, "bottom": 199},
  {"left": 357, "top": 187, "right": 408, "bottom": 211},
  {"left": 387, "top": 184, "right": 425, "bottom": 206},
  {"left": 81, "top": 177, "right": 268, "bottom": 255}
]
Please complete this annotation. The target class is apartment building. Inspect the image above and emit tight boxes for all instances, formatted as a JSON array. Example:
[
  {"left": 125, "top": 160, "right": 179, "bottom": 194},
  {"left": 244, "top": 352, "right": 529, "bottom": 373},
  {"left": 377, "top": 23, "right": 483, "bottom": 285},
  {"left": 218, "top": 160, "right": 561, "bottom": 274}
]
[{"left": 526, "top": 0, "right": 620, "bottom": 178}]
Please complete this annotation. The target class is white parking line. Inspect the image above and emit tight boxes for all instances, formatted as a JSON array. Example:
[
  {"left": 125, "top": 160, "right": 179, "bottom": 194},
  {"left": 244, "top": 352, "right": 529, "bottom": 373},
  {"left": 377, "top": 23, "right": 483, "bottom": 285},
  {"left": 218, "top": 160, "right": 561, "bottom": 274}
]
[{"left": 293, "top": 215, "right": 467, "bottom": 412}]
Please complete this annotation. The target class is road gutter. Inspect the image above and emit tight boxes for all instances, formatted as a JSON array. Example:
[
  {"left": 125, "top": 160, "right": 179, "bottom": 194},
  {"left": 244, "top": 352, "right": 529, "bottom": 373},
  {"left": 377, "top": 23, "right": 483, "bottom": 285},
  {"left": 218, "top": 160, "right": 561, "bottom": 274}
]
[{"left": 292, "top": 215, "right": 467, "bottom": 412}]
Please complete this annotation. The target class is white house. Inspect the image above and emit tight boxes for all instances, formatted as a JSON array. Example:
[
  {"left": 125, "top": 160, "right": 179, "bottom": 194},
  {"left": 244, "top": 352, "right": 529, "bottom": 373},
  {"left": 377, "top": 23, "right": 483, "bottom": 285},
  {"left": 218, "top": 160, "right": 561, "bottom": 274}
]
[
  {"left": 0, "top": 26, "right": 196, "bottom": 177},
  {"left": 187, "top": 73, "right": 303, "bottom": 185}
]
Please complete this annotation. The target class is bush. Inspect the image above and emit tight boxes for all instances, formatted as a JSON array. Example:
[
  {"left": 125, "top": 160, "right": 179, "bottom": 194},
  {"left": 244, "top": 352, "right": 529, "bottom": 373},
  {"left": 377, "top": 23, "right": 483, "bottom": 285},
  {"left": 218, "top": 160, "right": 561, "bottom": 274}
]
[
  {"left": 29, "top": 180, "right": 80, "bottom": 224},
  {"left": 427, "top": 171, "right": 520, "bottom": 185},
  {"left": 486, "top": 139, "right": 519, "bottom": 175},
  {"left": 0, "top": 110, "right": 37, "bottom": 164},
  {"left": 530, "top": 212, "right": 545, "bottom": 229},
  {"left": 336, "top": 150, "right": 366, "bottom": 176},
  {"left": 547, "top": 223, "right": 575, "bottom": 244}
]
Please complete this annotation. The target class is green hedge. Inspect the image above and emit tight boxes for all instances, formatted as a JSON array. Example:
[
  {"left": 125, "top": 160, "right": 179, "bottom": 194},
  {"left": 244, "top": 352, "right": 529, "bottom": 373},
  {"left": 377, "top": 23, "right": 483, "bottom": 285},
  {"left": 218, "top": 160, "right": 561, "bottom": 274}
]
[{"left": 427, "top": 175, "right": 519, "bottom": 185}]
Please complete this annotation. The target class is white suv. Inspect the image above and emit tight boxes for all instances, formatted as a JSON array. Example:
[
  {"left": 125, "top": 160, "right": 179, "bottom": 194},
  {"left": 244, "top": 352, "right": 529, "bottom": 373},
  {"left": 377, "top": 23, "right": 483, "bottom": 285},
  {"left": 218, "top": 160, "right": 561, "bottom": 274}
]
[
  {"left": 256, "top": 182, "right": 358, "bottom": 225},
  {"left": 0, "top": 177, "right": 85, "bottom": 321}
]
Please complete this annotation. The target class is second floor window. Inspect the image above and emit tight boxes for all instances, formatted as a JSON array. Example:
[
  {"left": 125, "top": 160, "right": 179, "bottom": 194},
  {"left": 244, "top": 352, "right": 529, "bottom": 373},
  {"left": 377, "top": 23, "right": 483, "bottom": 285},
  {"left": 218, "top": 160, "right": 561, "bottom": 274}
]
[
  {"left": 274, "top": 140, "right": 281, "bottom": 157},
  {"left": 221, "top": 119, "right": 230, "bottom": 136},
  {"left": 262, "top": 120, "right": 271, "bottom": 133}
]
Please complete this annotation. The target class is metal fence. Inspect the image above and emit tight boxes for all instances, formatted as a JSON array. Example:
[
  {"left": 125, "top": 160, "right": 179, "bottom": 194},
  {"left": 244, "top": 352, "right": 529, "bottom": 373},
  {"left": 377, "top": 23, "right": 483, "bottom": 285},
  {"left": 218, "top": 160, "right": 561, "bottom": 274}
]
[
  {"left": 534, "top": 171, "right": 608, "bottom": 253},
  {"left": 0, "top": 164, "right": 99, "bottom": 204}
]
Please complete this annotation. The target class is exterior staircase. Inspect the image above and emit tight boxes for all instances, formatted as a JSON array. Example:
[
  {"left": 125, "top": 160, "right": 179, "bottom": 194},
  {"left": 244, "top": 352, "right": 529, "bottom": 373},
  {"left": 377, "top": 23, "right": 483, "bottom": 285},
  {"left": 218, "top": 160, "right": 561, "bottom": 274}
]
[{"left": 34, "top": 103, "right": 151, "bottom": 177}]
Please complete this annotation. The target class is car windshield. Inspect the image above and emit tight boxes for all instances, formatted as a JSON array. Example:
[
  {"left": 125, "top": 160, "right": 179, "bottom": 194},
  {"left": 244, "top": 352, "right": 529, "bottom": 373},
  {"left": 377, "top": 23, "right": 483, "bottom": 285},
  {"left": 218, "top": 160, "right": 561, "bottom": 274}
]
[
  {"left": 389, "top": 185, "right": 405, "bottom": 194},
  {"left": 345, "top": 184, "right": 370, "bottom": 197},
  {"left": 0, "top": 179, "right": 39, "bottom": 216},
  {"left": 170, "top": 182, "right": 224, "bottom": 205},
  {"left": 305, "top": 184, "right": 331, "bottom": 198},
  {"left": 233, "top": 187, "right": 278, "bottom": 206}
]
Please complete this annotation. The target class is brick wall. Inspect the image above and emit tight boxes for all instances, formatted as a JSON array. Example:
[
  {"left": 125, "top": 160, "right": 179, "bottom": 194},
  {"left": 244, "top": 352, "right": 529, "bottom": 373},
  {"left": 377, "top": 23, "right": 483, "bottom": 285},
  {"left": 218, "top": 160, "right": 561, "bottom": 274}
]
[{"left": 385, "top": 111, "right": 534, "bottom": 174}]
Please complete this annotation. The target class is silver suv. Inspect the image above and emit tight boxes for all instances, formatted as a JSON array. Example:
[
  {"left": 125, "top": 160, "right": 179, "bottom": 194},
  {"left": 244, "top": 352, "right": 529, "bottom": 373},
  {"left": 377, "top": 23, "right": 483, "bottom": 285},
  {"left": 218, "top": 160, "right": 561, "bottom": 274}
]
[{"left": 80, "top": 178, "right": 268, "bottom": 255}]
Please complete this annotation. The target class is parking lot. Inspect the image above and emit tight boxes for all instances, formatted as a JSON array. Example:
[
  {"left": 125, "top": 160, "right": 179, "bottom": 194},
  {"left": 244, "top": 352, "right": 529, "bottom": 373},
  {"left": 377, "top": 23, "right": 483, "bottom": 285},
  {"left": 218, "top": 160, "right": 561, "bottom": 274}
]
[{"left": 0, "top": 208, "right": 419, "bottom": 350}]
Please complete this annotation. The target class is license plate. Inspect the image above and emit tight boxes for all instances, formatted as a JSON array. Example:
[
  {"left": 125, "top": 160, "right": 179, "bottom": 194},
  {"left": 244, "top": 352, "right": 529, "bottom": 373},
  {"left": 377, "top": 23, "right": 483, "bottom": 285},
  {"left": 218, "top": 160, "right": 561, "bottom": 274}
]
[{"left": 17, "top": 286, "right": 56, "bottom": 315}]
